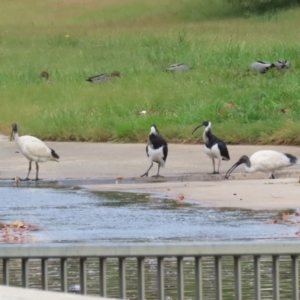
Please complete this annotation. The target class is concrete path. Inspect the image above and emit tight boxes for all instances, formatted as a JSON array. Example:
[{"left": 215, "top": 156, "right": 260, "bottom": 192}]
[
  {"left": 1, "top": 134, "right": 300, "bottom": 209},
  {"left": 0, "top": 285, "right": 118, "bottom": 300}
]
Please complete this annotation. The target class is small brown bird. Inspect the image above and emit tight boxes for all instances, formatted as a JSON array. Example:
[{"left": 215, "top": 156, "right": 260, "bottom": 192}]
[
  {"left": 86, "top": 71, "right": 120, "bottom": 83},
  {"left": 40, "top": 71, "right": 49, "bottom": 80}
]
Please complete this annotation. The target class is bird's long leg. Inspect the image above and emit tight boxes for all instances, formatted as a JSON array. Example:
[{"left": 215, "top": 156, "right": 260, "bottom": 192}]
[
  {"left": 152, "top": 164, "right": 164, "bottom": 178},
  {"left": 210, "top": 159, "right": 219, "bottom": 174},
  {"left": 216, "top": 159, "right": 221, "bottom": 174},
  {"left": 35, "top": 162, "right": 42, "bottom": 181},
  {"left": 21, "top": 161, "right": 32, "bottom": 181},
  {"left": 140, "top": 162, "right": 153, "bottom": 177}
]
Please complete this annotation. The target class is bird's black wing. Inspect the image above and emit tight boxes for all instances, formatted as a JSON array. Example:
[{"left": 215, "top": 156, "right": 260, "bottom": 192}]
[
  {"left": 284, "top": 153, "right": 297, "bottom": 164},
  {"left": 206, "top": 131, "right": 230, "bottom": 160},
  {"left": 218, "top": 141, "right": 230, "bottom": 160},
  {"left": 146, "top": 144, "right": 149, "bottom": 157},
  {"left": 163, "top": 144, "right": 168, "bottom": 162}
]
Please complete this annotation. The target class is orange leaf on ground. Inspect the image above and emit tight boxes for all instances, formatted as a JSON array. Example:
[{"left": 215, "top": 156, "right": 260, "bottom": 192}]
[
  {"left": 281, "top": 212, "right": 290, "bottom": 220},
  {"left": 177, "top": 194, "right": 185, "bottom": 201}
]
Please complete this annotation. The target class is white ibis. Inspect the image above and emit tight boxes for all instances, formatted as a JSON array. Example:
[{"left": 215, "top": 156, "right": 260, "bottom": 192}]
[
  {"left": 140, "top": 125, "right": 168, "bottom": 178},
  {"left": 192, "top": 120, "right": 230, "bottom": 174},
  {"left": 225, "top": 150, "right": 298, "bottom": 179},
  {"left": 165, "top": 63, "right": 190, "bottom": 72},
  {"left": 86, "top": 71, "right": 120, "bottom": 83},
  {"left": 250, "top": 61, "right": 275, "bottom": 73},
  {"left": 10, "top": 123, "right": 59, "bottom": 181}
]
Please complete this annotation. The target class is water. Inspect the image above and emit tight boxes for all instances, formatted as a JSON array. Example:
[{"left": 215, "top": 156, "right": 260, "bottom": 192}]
[
  {"left": 0, "top": 185, "right": 299, "bottom": 299},
  {"left": 0, "top": 185, "right": 297, "bottom": 243}
]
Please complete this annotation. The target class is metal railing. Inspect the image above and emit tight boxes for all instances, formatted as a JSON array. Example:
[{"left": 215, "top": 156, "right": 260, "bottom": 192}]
[{"left": 0, "top": 241, "right": 300, "bottom": 300}]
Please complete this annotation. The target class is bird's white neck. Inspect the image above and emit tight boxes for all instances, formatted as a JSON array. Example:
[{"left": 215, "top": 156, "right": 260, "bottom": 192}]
[
  {"left": 204, "top": 122, "right": 211, "bottom": 133},
  {"left": 150, "top": 126, "right": 156, "bottom": 135},
  {"left": 12, "top": 131, "right": 19, "bottom": 142},
  {"left": 202, "top": 122, "right": 211, "bottom": 143}
]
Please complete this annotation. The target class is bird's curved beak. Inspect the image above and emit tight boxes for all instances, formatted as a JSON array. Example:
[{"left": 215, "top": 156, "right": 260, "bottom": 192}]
[
  {"left": 192, "top": 124, "right": 204, "bottom": 135},
  {"left": 224, "top": 160, "right": 243, "bottom": 180}
]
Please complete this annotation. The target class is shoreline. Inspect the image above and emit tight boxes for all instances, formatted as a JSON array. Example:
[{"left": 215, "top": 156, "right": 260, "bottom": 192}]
[{"left": 1, "top": 134, "right": 300, "bottom": 210}]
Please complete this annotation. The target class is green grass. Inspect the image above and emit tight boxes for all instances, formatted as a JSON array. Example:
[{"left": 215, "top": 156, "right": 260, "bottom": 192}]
[{"left": 1, "top": 0, "right": 300, "bottom": 144}]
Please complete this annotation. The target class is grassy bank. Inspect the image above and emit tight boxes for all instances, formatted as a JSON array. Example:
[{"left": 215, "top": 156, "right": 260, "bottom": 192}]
[{"left": 1, "top": 0, "right": 300, "bottom": 144}]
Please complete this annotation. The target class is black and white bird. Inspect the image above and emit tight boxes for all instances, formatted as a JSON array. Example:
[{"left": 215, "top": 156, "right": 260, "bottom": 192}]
[
  {"left": 10, "top": 123, "right": 59, "bottom": 181},
  {"left": 250, "top": 61, "right": 275, "bottom": 73},
  {"left": 225, "top": 150, "right": 298, "bottom": 179},
  {"left": 192, "top": 120, "right": 230, "bottom": 174},
  {"left": 165, "top": 63, "right": 190, "bottom": 72},
  {"left": 86, "top": 71, "right": 120, "bottom": 83},
  {"left": 140, "top": 125, "right": 168, "bottom": 178}
]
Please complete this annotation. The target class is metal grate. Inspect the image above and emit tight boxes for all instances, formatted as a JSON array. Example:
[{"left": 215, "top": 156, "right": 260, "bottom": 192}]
[{"left": 0, "top": 242, "right": 299, "bottom": 300}]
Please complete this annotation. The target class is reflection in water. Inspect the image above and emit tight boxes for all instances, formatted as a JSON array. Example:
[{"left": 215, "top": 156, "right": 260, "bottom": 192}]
[{"left": 0, "top": 256, "right": 296, "bottom": 299}]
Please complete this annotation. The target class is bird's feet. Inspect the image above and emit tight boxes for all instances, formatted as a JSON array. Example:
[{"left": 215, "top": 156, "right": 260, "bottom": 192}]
[
  {"left": 20, "top": 177, "right": 30, "bottom": 181},
  {"left": 209, "top": 172, "right": 220, "bottom": 175},
  {"left": 152, "top": 175, "right": 164, "bottom": 178},
  {"left": 35, "top": 178, "right": 43, "bottom": 181},
  {"left": 140, "top": 173, "right": 148, "bottom": 177}
]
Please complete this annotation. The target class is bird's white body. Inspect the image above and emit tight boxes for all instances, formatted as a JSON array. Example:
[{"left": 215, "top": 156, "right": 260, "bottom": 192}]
[
  {"left": 11, "top": 123, "right": 59, "bottom": 181},
  {"left": 147, "top": 145, "right": 166, "bottom": 168},
  {"left": 250, "top": 61, "right": 274, "bottom": 73},
  {"left": 14, "top": 134, "right": 58, "bottom": 163},
  {"left": 245, "top": 150, "right": 295, "bottom": 175},
  {"left": 204, "top": 144, "right": 223, "bottom": 160}
]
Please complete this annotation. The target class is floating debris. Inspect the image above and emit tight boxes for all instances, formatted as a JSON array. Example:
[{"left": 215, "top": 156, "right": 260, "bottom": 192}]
[{"left": 14, "top": 176, "right": 20, "bottom": 187}]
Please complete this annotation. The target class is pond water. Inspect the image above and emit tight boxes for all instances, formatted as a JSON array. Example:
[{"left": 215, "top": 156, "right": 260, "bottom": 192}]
[
  {"left": 0, "top": 184, "right": 297, "bottom": 243},
  {"left": 0, "top": 184, "right": 299, "bottom": 299}
]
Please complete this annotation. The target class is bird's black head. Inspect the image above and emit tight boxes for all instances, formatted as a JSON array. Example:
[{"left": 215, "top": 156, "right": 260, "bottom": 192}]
[
  {"left": 202, "top": 120, "right": 210, "bottom": 127},
  {"left": 10, "top": 123, "right": 18, "bottom": 141},
  {"left": 224, "top": 155, "right": 250, "bottom": 180},
  {"left": 40, "top": 71, "right": 49, "bottom": 80},
  {"left": 192, "top": 120, "right": 211, "bottom": 135},
  {"left": 150, "top": 124, "right": 159, "bottom": 135},
  {"left": 111, "top": 71, "right": 120, "bottom": 77},
  {"left": 11, "top": 123, "right": 17, "bottom": 132}
]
